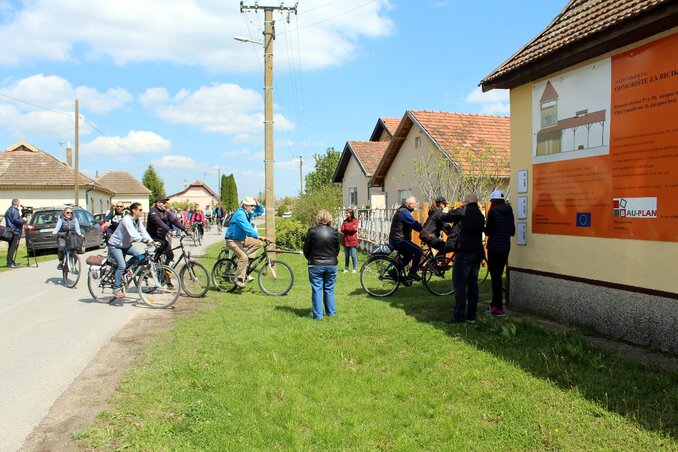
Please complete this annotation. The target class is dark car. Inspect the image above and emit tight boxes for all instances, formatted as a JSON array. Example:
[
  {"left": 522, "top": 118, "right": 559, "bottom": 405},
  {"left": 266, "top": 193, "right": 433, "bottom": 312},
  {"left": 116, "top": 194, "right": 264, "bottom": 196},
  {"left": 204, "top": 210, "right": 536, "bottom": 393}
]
[
  {"left": 25, "top": 206, "right": 105, "bottom": 254},
  {"left": 93, "top": 212, "right": 108, "bottom": 227}
]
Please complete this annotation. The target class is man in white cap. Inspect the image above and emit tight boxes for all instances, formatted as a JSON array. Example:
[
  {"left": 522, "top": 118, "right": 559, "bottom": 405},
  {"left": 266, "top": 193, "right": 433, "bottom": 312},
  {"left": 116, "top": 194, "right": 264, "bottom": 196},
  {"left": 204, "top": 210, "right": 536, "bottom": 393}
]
[
  {"left": 485, "top": 189, "right": 515, "bottom": 317},
  {"left": 224, "top": 196, "right": 266, "bottom": 288}
]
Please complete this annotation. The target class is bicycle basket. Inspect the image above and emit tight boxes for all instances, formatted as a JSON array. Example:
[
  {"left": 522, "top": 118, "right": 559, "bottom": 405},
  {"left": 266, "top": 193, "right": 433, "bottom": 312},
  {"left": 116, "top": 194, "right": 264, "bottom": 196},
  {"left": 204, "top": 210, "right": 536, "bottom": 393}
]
[
  {"left": 66, "top": 233, "right": 83, "bottom": 251},
  {"left": 371, "top": 243, "right": 392, "bottom": 255}
]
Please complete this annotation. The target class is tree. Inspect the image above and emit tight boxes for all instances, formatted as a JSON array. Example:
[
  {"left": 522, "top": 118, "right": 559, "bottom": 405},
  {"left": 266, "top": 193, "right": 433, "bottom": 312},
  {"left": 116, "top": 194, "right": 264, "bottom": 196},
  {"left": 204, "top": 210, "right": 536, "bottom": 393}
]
[
  {"left": 410, "top": 147, "right": 509, "bottom": 205},
  {"left": 304, "top": 147, "right": 340, "bottom": 193},
  {"left": 220, "top": 174, "right": 229, "bottom": 207},
  {"left": 142, "top": 165, "right": 165, "bottom": 202},
  {"left": 227, "top": 175, "right": 239, "bottom": 211},
  {"left": 294, "top": 184, "right": 342, "bottom": 227}
]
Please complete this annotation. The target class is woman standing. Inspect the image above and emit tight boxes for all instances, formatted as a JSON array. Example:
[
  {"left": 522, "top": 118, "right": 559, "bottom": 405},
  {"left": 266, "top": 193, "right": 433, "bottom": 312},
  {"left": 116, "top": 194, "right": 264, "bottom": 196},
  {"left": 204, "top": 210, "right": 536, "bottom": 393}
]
[
  {"left": 303, "top": 210, "right": 340, "bottom": 320},
  {"left": 340, "top": 208, "right": 359, "bottom": 273}
]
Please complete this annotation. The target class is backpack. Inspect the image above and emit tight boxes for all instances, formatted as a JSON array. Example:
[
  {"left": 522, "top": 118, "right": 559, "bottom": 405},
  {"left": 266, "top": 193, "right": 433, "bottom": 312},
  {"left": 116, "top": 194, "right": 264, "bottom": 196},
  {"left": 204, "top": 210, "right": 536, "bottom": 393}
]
[{"left": 222, "top": 212, "right": 234, "bottom": 227}]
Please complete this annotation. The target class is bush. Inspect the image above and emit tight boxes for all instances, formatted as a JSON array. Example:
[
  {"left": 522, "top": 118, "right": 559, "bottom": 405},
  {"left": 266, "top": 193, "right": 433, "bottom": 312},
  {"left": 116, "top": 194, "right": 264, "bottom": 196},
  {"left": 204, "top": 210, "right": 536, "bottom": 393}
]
[
  {"left": 277, "top": 205, "right": 288, "bottom": 217},
  {"left": 275, "top": 218, "right": 307, "bottom": 250},
  {"left": 294, "top": 184, "right": 342, "bottom": 227}
]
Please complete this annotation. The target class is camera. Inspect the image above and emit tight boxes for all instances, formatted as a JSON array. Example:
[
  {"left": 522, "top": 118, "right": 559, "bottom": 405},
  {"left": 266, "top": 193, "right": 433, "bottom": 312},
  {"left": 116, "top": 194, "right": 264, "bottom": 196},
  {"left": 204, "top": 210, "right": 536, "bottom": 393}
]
[{"left": 21, "top": 205, "right": 33, "bottom": 217}]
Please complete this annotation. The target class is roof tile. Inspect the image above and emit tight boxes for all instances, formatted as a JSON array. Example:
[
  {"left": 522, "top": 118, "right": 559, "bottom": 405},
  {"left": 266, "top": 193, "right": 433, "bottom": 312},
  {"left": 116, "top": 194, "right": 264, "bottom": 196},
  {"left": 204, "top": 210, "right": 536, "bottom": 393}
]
[{"left": 95, "top": 171, "right": 151, "bottom": 195}]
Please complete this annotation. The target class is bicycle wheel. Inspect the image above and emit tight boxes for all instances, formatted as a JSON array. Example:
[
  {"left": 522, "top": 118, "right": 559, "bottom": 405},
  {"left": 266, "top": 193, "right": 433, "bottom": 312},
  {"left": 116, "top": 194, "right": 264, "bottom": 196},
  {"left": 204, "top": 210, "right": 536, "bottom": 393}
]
[
  {"left": 62, "top": 252, "right": 81, "bottom": 288},
  {"left": 217, "top": 247, "right": 230, "bottom": 262},
  {"left": 197, "top": 231, "right": 203, "bottom": 246},
  {"left": 477, "top": 258, "right": 489, "bottom": 284},
  {"left": 211, "top": 257, "right": 237, "bottom": 292},
  {"left": 179, "top": 260, "right": 210, "bottom": 297},
  {"left": 87, "top": 263, "right": 115, "bottom": 300},
  {"left": 423, "top": 255, "right": 455, "bottom": 296},
  {"left": 138, "top": 264, "right": 180, "bottom": 308},
  {"left": 360, "top": 255, "right": 400, "bottom": 297},
  {"left": 258, "top": 259, "right": 294, "bottom": 296}
]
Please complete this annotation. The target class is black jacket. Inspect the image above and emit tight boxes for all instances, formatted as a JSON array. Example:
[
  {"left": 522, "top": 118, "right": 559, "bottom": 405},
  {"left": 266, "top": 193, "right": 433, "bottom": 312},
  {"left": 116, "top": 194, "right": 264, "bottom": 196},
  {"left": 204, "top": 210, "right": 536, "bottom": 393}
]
[
  {"left": 303, "top": 224, "right": 340, "bottom": 266},
  {"left": 485, "top": 202, "right": 515, "bottom": 253},
  {"left": 389, "top": 205, "right": 423, "bottom": 243},
  {"left": 441, "top": 203, "right": 485, "bottom": 257},
  {"left": 146, "top": 206, "right": 186, "bottom": 240}
]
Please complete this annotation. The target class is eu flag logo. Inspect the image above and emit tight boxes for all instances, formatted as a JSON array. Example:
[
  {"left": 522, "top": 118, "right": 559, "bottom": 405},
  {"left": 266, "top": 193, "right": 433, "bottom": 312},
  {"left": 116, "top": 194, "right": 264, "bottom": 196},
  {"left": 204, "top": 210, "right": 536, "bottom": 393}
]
[{"left": 576, "top": 212, "right": 591, "bottom": 227}]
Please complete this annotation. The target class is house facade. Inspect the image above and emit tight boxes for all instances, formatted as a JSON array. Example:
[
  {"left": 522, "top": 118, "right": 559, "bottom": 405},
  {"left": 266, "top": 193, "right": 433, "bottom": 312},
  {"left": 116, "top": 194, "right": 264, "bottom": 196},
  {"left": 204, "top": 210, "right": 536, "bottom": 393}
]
[
  {"left": 167, "top": 180, "right": 219, "bottom": 209},
  {"left": 0, "top": 141, "right": 113, "bottom": 213},
  {"left": 480, "top": 0, "right": 678, "bottom": 352},
  {"left": 95, "top": 171, "right": 151, "bottom": 214},
  {"left": 369, "top": 111, "right": 511, "bottom": 207},
  {"left": 332, "top": 118, "right": 399, "bottom": 208}
]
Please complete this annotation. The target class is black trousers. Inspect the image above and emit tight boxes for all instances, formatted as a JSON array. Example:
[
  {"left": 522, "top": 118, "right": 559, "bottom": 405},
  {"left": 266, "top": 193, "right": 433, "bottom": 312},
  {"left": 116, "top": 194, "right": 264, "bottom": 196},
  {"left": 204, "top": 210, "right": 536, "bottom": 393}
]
[
  {"left": 154, "top": 237, "right": 174, "bottom": 264},
  {"left": 487, "top": 249, "right": 509, "bottom": 310},
  {"left": 7, "top": 234, "right": 20, "bottom": 265}
]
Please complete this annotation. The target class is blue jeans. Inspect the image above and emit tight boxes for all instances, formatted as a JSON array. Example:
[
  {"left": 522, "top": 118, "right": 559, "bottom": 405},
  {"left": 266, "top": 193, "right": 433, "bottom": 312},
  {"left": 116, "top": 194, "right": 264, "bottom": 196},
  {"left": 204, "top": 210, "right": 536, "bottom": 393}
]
[
  {"left": 452, "top": 252, "right": 481, "bottom": 322},
  {"left": 344, "top": 246, "right": 358, "bottom": 270},
  {"left": 308, "top": 265, "right": 338, "bottom": 320},
  {"left": 108, "top": 245, "right": 141, "bottom": 289}
]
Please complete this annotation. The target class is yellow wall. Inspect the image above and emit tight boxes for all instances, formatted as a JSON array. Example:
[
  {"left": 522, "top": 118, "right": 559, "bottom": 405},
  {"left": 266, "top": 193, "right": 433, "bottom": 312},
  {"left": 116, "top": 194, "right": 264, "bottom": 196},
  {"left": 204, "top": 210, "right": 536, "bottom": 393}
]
[
  {"left": 509, "top": 28, "right": 678, "bottom": 294},
  {"left": 0, "top": 188, "right": 111, "bottom": 214},
  {"left": 342, "top": 156, "right": 370, "bottom": 207},
  {"left": 383, "top": 130, "right": 431, "bottom": 206}
]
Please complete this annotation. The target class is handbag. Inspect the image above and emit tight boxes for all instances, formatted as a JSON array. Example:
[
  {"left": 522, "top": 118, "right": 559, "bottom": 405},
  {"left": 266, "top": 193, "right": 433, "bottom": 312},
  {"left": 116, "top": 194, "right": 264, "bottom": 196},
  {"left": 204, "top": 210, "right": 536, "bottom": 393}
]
[
  {"left": 0, "top": 225, "right": 13, "bottom": 242},
  {"left": 66, "top": 233, "right": 83, "bottom": 251}
]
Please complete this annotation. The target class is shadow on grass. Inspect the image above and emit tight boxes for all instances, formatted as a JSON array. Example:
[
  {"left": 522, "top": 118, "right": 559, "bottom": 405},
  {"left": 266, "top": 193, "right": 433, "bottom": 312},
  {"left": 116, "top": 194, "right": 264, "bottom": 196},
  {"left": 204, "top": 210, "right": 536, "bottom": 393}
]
[
  {"left": 274, "top": 305, "right": 312, "bottom": 318},
  {"left": 381, "top": 289, "right": 678, "bottom": 439}
]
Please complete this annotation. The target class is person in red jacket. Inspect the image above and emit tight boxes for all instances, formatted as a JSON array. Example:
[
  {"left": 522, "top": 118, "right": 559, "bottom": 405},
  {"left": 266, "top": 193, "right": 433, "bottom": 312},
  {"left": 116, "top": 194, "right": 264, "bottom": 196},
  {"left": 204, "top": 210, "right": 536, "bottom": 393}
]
[{"left": 340, "top": 208, "right": 359, "bottom": 273}]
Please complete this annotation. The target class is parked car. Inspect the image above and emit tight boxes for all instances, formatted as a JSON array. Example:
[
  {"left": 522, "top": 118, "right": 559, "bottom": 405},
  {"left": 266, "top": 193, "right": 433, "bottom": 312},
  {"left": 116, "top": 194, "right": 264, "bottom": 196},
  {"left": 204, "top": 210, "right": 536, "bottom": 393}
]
[
  {"left": 93, "top": 212, "right": 108, "bottom": 227},
  {"left": 25, "top": 206, "right": 105, "bottom": 255},
  {"left": 281, "top": 212, "right": 293, "bottom": 218}
]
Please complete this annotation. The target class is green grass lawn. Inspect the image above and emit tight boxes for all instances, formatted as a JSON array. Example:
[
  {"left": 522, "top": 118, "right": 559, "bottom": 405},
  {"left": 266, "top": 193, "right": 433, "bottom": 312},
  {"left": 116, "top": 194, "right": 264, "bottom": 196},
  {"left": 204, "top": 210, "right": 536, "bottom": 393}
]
[
  {"left": 76, "top": 244, "right": 677, "bottom": 450},
  {"left": 0, "top": 242, "right": 58, "bottom": 270}
]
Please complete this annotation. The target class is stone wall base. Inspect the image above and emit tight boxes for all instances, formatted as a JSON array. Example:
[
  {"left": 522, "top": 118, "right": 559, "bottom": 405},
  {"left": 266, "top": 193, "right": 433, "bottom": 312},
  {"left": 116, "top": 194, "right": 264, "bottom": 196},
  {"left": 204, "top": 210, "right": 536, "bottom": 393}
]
[{"left": 508, "top": 269, "right": 678, "bottom": 354}]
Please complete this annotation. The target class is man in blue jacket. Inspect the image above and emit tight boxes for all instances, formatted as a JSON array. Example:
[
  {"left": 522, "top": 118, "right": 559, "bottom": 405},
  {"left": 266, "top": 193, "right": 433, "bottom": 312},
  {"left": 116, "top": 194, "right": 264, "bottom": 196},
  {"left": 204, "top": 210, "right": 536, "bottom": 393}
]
[
  {"left": 225, "top": 196, "right": 266, "bottom": 288},
  {"left": 4, "top": 199, "right": 26, "bottom": 268},
  {"left": 388, "top": 196, "right": 424, "bottom": 282}
]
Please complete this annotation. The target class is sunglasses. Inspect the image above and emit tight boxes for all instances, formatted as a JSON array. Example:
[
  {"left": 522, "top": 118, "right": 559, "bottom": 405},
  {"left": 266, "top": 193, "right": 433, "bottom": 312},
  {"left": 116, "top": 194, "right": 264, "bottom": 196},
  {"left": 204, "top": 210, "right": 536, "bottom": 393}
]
[
  {"left": 116, "top": 205, "right": 124, "bottom": 208},
  {"left": 65, "top": 212, "right": 73, "bottom": 215}
]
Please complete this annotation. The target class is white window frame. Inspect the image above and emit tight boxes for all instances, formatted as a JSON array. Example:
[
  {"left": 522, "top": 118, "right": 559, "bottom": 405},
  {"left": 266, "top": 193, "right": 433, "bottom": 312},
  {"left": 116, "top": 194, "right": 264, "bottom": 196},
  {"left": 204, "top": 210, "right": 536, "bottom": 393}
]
[{"left": 348, "top": 186, "right": 358, "bottom": 206}]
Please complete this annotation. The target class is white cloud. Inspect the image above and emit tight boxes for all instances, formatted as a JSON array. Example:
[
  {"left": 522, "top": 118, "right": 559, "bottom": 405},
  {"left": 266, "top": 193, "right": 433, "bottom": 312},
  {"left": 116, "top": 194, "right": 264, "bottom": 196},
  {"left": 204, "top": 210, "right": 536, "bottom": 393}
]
[
  {"left": 464, "top": 87, "right": 510, "bottom": 114},
  {"left": 80, "top": 130, "right": 171, "bottom": 156},
  {"left": 140, "top": 83, "right": 294, "bottom": 137},
  {"left": 0, "top": 74, "right": 132, "bottom": 139},
  {"left": 276, "top": 157, "right": 302, "bottom": 170},
  {"left": 0, "top": 0, "right": 394, "bottom": 72},
  {"left": 154, "top": 155, "right": 198, "bottom": 169}
]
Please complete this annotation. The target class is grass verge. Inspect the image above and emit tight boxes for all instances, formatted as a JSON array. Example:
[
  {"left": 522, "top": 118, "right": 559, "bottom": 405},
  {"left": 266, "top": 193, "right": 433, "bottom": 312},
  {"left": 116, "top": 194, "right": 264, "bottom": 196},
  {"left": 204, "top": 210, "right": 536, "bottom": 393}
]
[{"left": 75, "top": 244, "right": 677, "bottom": 449}]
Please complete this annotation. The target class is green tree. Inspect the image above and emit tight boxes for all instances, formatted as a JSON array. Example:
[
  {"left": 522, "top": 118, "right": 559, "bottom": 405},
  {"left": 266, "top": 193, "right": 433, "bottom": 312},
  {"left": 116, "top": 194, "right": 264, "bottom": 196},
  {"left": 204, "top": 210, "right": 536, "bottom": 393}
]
[
  {"left": 220, "top": 174, "right": 229, "bottom": 207},
  {"left": 227, "top": 174, "right": 239, "bottom": 211},
  {"left": 304, "top": 147, "right": 340, "bottom": 193},
  {"left": 142, "top": 165, "right": 165, "bottom": 202},
  {"left": 294, "top": 184, "right": 342, "bottom": 227}
]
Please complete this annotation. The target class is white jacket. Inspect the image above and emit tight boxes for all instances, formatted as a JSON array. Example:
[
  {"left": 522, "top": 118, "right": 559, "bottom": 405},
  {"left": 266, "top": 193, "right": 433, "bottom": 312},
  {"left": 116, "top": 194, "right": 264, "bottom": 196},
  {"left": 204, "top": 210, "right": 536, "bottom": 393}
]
[{"left": 108, "top": 215, "right": 152, "bottom": 249}]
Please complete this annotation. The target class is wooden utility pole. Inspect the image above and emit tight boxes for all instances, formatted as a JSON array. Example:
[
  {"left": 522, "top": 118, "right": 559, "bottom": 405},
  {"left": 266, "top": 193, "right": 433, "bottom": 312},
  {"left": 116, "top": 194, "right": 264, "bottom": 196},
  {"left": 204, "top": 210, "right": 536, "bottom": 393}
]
[
  {"left": 240, "top": 1, "right": 298, "bottom": 243},
  {"left": 299, "top": 155, "right": 303, "bottom": 195},
  {"left": 74, "top": 99, "right": 79, "bottom": 206}
]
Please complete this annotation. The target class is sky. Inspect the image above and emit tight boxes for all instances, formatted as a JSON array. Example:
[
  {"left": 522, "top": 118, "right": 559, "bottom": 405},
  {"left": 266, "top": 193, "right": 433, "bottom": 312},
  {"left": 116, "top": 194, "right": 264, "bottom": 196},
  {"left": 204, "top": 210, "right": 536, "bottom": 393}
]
[{"left": 0, "top": 0, "right": 565, "bottom": 199}]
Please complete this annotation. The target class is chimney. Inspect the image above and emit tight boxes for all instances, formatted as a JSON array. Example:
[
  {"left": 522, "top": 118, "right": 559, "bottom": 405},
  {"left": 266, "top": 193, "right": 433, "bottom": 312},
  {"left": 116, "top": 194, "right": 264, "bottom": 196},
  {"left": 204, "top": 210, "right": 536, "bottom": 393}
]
[{"left": 66, "top": 147, "right": 73, "bottom": 167}]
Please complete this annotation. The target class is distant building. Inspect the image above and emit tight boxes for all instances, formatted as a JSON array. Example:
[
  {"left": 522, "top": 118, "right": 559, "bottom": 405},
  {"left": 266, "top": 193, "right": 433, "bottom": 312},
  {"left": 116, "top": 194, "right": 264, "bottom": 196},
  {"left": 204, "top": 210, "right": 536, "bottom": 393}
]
[
  {"left": 167, "top": 180, "right": 219, "bottom": 209},
  {"left": 0, "top": 141, "right": 113, "bottom": 213},
  {"left": 95, "top": 171, "right": 151, "bottom": 214}
]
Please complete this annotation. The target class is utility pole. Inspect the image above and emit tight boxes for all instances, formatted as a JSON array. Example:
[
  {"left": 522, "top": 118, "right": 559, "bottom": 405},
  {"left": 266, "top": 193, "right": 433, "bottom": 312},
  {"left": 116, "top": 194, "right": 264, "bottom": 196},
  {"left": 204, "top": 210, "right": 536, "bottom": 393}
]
[
  {"left": 74, "top": 99, "right": 79, "bottom": 206},
  {"left": 240, "top": 1, "right": 298, "bottom": 243}
]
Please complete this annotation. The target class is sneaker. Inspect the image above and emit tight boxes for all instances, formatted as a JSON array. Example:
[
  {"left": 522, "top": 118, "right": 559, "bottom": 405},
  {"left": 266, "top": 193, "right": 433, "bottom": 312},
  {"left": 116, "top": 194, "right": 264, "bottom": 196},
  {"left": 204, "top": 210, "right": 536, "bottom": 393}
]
[
  {"left": 112, "top": 288, "right": 126, "bottom": 298},
  {"left": 490, "top": 307, "right": 506, "bottom": 317},
  {"left": 343, "top": 269, "right": 348, "bottom": 273},
  {"left": 407, "top": 273, "right": 421, "bottom": 282},
  {"left": 57, "top": 262, "right": 63, "bottom": 270},
  {"left": 246, "top": 275, "right": 254, "bottom": 282},
  {"left": 352, "top": 269, "right": 357, "bottom": 273},
  {"left": 235, "top": 278, "right": 246, "bottom": 288},
  {"left": 466, "top": 319, "right": 476, "bottom": 324}
]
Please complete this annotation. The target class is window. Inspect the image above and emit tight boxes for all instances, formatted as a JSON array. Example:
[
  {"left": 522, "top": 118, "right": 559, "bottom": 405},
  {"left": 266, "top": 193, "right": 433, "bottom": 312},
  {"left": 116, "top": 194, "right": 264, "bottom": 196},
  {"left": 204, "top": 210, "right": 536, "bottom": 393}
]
[
  {"left": 415, "top": 136, "right": 422, "bottom": 149},
  {"left": 398, "top": 190, "right": 411, "bottom": 205},
  {"left": 348, "top": 187, "right": 358, "bottom": 206}
]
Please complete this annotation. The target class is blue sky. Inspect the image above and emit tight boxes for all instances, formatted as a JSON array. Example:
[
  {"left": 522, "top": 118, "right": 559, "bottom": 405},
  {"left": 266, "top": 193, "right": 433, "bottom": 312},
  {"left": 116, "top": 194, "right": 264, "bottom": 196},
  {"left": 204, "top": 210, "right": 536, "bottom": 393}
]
[{"left": 0, "top": 0, "right": 564, "bottom": 198}]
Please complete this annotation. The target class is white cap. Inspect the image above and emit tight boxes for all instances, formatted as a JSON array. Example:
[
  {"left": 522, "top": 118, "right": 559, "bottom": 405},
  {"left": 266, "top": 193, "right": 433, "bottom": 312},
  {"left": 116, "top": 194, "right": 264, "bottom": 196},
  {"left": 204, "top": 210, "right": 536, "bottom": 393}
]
[
  {"left": 241, "top": 196, "right": 257, "bottom": 206},
  {"left": 490, "top": 190, "right": 505, "bottom": 200}
]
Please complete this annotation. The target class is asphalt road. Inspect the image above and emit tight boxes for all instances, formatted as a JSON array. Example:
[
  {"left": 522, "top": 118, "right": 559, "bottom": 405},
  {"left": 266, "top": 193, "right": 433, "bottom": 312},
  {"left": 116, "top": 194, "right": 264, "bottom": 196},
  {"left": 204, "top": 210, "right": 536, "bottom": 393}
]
[{"left": 0, "top": 229, "right": 224, "bottom": 452}]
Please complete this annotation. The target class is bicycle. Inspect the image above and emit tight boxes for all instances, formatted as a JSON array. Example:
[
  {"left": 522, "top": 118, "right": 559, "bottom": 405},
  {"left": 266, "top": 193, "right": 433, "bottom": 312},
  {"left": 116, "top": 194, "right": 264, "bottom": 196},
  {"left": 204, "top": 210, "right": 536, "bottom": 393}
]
[
  {"left": 59, "top": 231, "right": 82, "bottom": 288},
  {"left": 153, "top": 233, "right": 210, "bottom": 297},
  {"left": 86, "top": 243, "right": 180, "bottom": 308},
  {"left": 190, "top": 222, "right": 203, "bottom": 246},
  {"left": 211, "top": 239, "right": 299, "bottom": 296},
  {"left": 204, "top": 217, "right": 212, "bottom": 232}
]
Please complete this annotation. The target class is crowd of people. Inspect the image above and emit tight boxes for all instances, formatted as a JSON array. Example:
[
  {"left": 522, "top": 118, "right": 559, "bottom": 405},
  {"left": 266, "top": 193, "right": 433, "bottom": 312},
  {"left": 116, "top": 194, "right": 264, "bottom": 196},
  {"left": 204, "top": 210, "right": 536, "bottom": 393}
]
[{"left": 3, "top": 191, "right": 515, "bottom": 323}]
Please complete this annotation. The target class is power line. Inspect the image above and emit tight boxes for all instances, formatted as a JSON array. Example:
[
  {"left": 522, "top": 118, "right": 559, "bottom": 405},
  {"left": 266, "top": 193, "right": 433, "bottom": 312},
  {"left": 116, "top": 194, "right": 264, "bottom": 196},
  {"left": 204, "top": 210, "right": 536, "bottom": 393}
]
[{"left": 279, "top": 0, "right": 379, "bottom": 34}]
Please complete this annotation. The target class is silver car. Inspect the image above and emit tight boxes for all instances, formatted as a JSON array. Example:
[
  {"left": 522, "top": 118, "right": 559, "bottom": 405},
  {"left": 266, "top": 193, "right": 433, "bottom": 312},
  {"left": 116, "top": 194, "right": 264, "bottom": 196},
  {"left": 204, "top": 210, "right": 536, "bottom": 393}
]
[{"left": 25, "top": 206, "right": 105, "bottom": 254}]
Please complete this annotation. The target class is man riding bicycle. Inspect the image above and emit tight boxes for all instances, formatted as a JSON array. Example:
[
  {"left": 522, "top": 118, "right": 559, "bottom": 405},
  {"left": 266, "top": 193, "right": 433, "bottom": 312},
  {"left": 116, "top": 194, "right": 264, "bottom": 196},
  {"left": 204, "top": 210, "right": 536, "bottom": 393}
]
[
  {"left": 225, "top": 196, "right": 266, "bottom": 288},
  {"left": 388, "top": 196, "right": 424, "bottom": 282},
  {"left": 107, "top": 202, "right": 155, "bottom": 299},
  {"left": 146, "top": 196, "right": 189, "bottom": 264}
]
